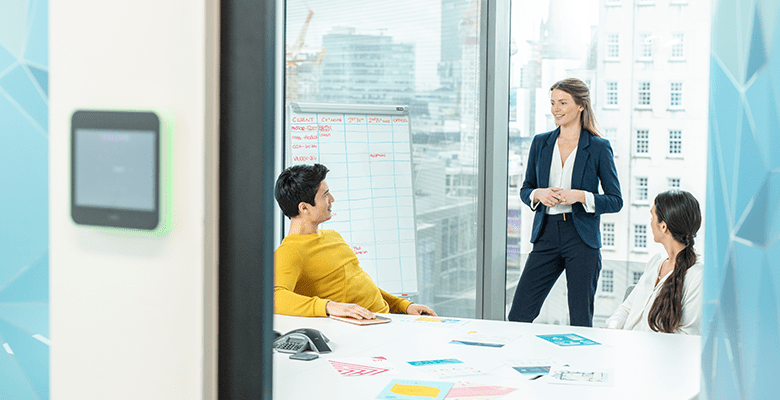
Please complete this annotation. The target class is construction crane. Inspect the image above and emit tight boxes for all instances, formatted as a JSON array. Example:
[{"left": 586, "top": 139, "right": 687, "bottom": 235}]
[
  {"left": 286, "top": 10, "right": 326, "bottom": 102},
  {"left": 288, "top": 10, "right": 314, "bottom": 63}
]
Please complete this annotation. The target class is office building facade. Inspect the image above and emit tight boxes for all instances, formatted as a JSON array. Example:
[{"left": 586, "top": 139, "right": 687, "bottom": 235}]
[{"left": 318, "top": 27, "right": 415, "bottom": 106}]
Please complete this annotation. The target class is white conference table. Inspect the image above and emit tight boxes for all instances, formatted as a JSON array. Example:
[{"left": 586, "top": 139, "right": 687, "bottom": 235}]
[{"left": 273, "top": 314, "right": 700, "bottom": 399}]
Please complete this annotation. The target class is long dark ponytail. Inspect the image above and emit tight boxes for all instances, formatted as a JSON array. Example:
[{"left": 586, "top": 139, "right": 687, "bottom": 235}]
[{"left": 647, "top": 190, "right": 701, "bottom": 333}]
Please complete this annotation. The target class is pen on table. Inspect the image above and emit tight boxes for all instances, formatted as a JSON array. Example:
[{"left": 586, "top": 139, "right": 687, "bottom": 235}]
[{"left": 529, "top": 374, "right": 544, "bottom": 380}]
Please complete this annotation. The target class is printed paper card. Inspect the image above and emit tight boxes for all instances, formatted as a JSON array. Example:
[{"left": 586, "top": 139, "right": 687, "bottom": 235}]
[
  {"left": 547, "top": 368, "right": 614, "bottom": 387},
  {"left": 397, "top": 316, "right": 471, "bottom": 327},
  {"left": 448, "top": 331, "right": 519, "bottom": 348},
  {"left": 512, "top": 366, "right": 551, "bottom": 376},
  {"left": 407, "top": 358, "right": 488, "bottom": 379},
  {"left": 503, "top": 358, "right": 562, "bottom": 377},
  {"left": 444, "top": 381, "right": 518, "bottom": 400},
  {"left": 328, "top": 356, "right": 395, "bottom": 377},
  {"left": 376, "top": 379, "right": 454, "bottom": 400},
  {"left": 536, "top": 333, "right": 600, "bottom": 347}
]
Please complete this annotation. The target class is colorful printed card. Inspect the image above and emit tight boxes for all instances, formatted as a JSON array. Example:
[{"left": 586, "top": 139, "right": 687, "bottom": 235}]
[
  {"left": 397, "top": 316, "right": 470, "bottom": 327},
  {"left": 503, "top": 358, "right": 561, "bottom": 378},
  {"left": 536, "top": 333, "right": 600, "bottom": 347},
  {"left": 512, "top": 366, "right": 550, "bottom": 375},
  {"left": 407, "top": 358, "right": 487, "bottom": 379},
  {"left": 449, "top": 331, "right": 519, "bottom": 348},
  {"left": 547, "top": 368, "right": 614, "bottom": 386},
  {"left": 444, "top": 381, "right": 518, "bottom": 400},
  {"left": 377, "top": 379, "right": 454, "bottom": 400},
  {"left": 407, "top": 358, "right": 464, "bottom": 367},
  {"left": 327, "top": 356, "right": 395, "bottom": 377}
]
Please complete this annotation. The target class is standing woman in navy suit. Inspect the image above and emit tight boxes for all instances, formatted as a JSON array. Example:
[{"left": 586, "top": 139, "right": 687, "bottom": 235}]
[{"left": 508, "top": 78, "right": 623, "bottom": 327}]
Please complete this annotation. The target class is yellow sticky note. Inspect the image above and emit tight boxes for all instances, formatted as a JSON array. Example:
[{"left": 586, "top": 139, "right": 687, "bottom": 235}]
[
  {"left": 415, "top": 317, "right": 442, "bottom": 322},
  {"left": 390, "top": 383, "right": 440, "bottom": 397}
]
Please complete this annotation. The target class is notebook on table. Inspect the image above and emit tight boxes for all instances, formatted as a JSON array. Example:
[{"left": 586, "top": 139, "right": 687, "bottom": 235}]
[{"left": 330, "top": 315, "right": 392, "bottom": 325}]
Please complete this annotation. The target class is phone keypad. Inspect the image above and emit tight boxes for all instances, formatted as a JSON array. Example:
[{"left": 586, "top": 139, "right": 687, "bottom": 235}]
[
  {"left": 279, "top": 342, "right": 302, "bottom": 351},
  {"left": 274, "top": 337, "right": 307, "bottom": 353}
]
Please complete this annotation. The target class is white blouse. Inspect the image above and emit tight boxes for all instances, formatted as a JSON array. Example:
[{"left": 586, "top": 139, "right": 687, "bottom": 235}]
[
  {"left": 530, "top": 138, "right": 595, "bottom": 213},
  {"left": 606, "top": 252, "right": 703, "bottom": 335}
]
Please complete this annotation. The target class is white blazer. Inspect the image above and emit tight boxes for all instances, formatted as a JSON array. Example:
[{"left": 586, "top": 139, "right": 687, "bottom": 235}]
[{"left": 606, "top": 252, "right": 703, "bottom": 335}]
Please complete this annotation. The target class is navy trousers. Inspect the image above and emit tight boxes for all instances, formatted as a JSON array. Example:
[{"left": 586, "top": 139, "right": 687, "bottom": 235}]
[{"left": 508, "top": 213, "right": 602, "bottom": 327}]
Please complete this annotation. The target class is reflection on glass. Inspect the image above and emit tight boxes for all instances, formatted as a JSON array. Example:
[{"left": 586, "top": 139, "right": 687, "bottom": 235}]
[
  {"left": 506, "top": 0, "right": 709, "bottom": 326},
  {"left": 285, "top": 0, "right": 482, "bottom": 318}
]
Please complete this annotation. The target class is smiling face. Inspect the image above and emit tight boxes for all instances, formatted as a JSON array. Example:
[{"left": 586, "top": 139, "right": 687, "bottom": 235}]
[
  {"left": 550, "top": 89, "right": 584, "bottom": 129},
  {"left": 306, "top": 179, "right": 334, "bottom": 224}
]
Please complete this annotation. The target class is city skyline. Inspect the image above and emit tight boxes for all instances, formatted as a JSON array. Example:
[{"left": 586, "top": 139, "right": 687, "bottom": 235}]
[{"left": 287, "top": 0, "right": 444, "bottom": 91}]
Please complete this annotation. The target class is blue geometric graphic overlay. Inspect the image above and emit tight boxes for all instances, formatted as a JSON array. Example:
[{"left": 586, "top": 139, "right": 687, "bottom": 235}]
[
  {"left": 0, "top": 340, "right": 40, "bottom": 400},
  {"left": 755, "top": 262, "right": 780, "bottom": 400},
  {"left": 27, "top": 64, "right": 47, "bottom": 97},
  {"left": 701, "top": 317, "right": 716, "bottom": 398},
  {"left": 711, "top": 317, "right": 742, "bottom": 400},
  {"left": 706, "top": 0, "right": 780, "bottom": 398},
  {"left": 706, "top": 124, "right": 731, "bottom": 279},
  {"left": 0, "top": 0, "right": 49, "bottom": 399},
  {"left": 712, "top": 0, "right": 744, "bottom": 83},
  {"left": 709, "top": 59, "right": 740, "bottom": 201},
  {"left": 0, "top": 42, "right": 15, "bottom": 75},
  {"left": 0, "top": 93, "right": 48, "bottom": 288},
  {"left": 0, "top": 64, "right": 48, "bottom": 132},
  {"left": 0, "top": 252, "right": 49, "bottom": 303},
  {"left": 0, "top": 0, "right": 30, "bottom": 59},
  {"left": 747, "top": 6, "right": 767, "bottom": 83},
  {"left": 731, "top": 244, "right": 763, "bottom": 400},
  {"left": 764, "top": 0, "right": 780, "bottom": 109},
  {"left": 23, "top": 0, "right": 48, "bottom": 68},
  {"left": 0, "top": 303, "right": 48, "bottom": 339},
  {"left": 744, "top": 68, "right": 780, "bottom": 170},
  {"left": 771, "top": 1, "right": 780, "bottom": 116},
  {"left": 719, "top": 257, "right": 745, "bottom": 396},
  {"left": 734, "top": 107, "right": 765, "bottom": 218},
  {"left": 0, "top": 318, "right": 49, "bottom": 400},
  {"left": 767, "top": 171, "right": 780, "bottom": 245},
  {"left": 735, "top": 173, "right": 769, "bottom": 246}
]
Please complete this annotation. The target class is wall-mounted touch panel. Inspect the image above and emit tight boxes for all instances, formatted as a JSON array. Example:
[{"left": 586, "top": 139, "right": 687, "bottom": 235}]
[{"left": 71, "top": 110, "right": 161, "bottom": 230}]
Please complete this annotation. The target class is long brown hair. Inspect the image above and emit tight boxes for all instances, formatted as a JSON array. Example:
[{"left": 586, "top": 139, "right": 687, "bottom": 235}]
[
  {"left": 647, "top": 190, "right": 701, "bottom": 333},
  {"left": 550, "top": 78, "right": 602, "bottom": 137}
]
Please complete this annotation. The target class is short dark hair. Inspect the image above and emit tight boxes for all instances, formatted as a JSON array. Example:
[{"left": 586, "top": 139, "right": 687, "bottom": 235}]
[{"left": 274, "top": 163, "right": 329, "bottom": 218}]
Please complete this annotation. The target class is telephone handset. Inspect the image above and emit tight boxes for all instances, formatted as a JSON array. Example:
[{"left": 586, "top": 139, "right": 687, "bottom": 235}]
[{"left": 273, "top": 328, "right": 332, "bottom": 354}]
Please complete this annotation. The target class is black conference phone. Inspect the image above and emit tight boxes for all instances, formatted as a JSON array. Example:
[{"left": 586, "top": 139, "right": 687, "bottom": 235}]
[{"left": 273, "top": 328, "right": 332, "bottom": 354}]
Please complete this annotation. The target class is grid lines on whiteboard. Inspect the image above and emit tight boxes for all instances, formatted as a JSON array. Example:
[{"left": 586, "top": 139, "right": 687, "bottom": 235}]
[{"left": 289, "top": 112, "right": 417, "bottom": 294}]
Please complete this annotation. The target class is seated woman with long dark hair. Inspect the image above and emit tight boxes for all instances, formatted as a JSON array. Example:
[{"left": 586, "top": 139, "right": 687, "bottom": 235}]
[{"left": 605, "top": 190, "right": 703, "bottom": 334}]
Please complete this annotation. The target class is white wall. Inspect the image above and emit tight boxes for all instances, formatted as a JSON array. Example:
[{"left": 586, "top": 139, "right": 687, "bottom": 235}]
[{"left": 49, "top": 1, "right": 219, "bottom": 399}]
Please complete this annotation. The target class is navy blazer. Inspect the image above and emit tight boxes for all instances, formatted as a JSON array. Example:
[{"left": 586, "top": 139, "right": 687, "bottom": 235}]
[{"left": 520, "top": 127, "right": 623, "bottom": 249}]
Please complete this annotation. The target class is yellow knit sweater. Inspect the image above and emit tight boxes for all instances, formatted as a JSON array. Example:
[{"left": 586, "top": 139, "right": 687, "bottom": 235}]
[{"left": 274, "top": 229, "right": 412, "bottom": 317}]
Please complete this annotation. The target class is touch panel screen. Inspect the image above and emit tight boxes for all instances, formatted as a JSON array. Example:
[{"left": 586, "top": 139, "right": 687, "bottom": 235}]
[
  {"left": 71, "top": 111, "right": 160, "bottom": 230},
  {"left": 75, "top": 129, "right": 156, "bottom": 210}
]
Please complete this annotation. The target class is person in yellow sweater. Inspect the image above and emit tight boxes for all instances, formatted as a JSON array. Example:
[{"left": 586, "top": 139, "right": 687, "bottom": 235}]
[{"left": 274, "top": 163, "right": 437, "bottom": 319}]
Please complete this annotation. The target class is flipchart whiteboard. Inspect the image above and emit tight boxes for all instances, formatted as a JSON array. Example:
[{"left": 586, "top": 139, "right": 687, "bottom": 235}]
[{"left": 285, "top": 102, "right": 418, "bottom": 294}]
